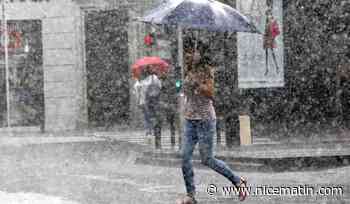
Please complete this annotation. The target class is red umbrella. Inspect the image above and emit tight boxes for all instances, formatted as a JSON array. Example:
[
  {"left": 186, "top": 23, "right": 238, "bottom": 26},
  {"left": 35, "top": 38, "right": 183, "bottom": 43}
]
[{"left": 131, "top": 56, "right": 170, "bottom": 79}]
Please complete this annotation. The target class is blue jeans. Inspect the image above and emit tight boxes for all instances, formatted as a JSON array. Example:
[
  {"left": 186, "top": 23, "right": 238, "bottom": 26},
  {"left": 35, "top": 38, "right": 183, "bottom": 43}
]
[
  {"left": 181, "top": 119, "right": 241, "bottom": 195},
  {"left": 141, "top": 105, "right": 152, "bottom": 135}
]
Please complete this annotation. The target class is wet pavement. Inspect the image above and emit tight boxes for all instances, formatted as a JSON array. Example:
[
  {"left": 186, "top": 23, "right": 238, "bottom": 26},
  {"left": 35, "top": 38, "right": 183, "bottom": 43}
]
[{"left": 0, "top": 138, "right": 348, "bottom": 204}]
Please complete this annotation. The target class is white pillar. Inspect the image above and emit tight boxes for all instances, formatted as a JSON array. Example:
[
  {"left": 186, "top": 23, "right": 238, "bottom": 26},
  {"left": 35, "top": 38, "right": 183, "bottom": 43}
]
[{"left": 2, "top": 0, "right": 10, "bottom": 132}]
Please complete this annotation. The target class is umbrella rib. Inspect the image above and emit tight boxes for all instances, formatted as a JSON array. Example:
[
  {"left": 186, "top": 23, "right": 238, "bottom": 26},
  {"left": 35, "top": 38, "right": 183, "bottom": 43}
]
[
  {"left": 140, "top": 0, "right": 260, "bottom": 33},
  {"left": 142, "top": 0, "right": 186, "bottom": 24},
  {"left": 160, "top": 0, "right": 189, "bottom": 26}
]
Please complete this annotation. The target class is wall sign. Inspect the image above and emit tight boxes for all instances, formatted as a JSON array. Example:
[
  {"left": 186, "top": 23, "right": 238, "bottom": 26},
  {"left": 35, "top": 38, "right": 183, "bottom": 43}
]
[{"left": 237, "top": 0, "right": 284, "bottom": 89}]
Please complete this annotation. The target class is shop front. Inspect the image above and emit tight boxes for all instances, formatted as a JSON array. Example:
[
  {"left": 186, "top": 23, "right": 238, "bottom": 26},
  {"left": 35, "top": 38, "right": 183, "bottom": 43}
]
[
  {"left": 84, "top": 8, "right": 130, "bottom": 128},
  {"left": 0, "top": 0, "right": 163, "bottom": 132},
  {"left": 0, "top": 20, "right": 44, "bottom": 130},
  {"left": 0, "top": 0, "right": 87, "bottom": 132}
]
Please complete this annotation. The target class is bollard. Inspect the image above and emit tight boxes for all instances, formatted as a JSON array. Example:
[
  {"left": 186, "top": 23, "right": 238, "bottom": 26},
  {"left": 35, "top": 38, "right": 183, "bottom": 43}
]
[
  {"left": 216, "top": 116, "right": 223, "bottom": 146},
  {"left": 225, "top": 115, "right": 240, "bottom": 148},
  {"left": 170, "top": 115, "right": 176, "bottom": 148},
  {"left": 170, "top": 125, "right": 176, "bottom": 148},
  {"left": 154, "top": 123, "right": 162, "bottom": 149},
  {"left": 153, "top": 114, "right": 162, "bottom": 149},
  {"left": 239, "top": 115, "right": 252, "bottom": 145}
]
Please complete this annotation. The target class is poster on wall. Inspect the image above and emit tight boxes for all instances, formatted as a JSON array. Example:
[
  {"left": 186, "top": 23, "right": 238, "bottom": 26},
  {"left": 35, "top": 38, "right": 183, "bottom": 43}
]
[{"left": 237, "top": 0, "right": 284, "bottom": 89}]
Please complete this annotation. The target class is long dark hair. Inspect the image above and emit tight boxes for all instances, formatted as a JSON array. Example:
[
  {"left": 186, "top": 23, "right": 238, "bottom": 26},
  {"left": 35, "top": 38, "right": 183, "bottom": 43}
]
[{"left": 183, "top": 37, "right": 212, "bottom": 75}]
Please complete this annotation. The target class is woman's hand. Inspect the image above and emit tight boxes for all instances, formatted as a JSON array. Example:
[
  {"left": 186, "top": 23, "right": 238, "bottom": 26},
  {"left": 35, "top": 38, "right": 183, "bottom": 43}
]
[
  {"left": 184, "top": 70, "right": 214, "bottom": 98},
  {"left": 184, "top": 73, "right": 198, "bottom": 95},
  {"left": 198, "top": 79, "right": 214, "bottom": 98}
]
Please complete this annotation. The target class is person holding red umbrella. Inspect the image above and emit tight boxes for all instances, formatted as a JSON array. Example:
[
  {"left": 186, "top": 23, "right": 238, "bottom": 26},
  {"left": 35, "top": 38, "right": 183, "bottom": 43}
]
[
  {"left": 144, "top": 67, "right": 163, "bottom": 147},
  {"left": 132, "top": 56, "right": 169, "bottom": 80},
  {"left": 132, "top": 57, "right": 169, "bottom": 147}
]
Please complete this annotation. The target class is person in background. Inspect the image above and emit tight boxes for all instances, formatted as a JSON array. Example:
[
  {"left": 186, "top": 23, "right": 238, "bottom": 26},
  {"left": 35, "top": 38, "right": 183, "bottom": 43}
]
[
  {"left": 159, "top": 65, "right": 177, "bottom": 148},
  {"left": 176, "top": 39, "right": 248, "bottom": 204},
  {"left": 143, "top": 67, "right": 162, "bottom": 148},
  {"left": 133, "top": 69, "right": 153, "bottom": 142},
  {"left": 336, "top": 58, "right": 350, "bottom": 129}
]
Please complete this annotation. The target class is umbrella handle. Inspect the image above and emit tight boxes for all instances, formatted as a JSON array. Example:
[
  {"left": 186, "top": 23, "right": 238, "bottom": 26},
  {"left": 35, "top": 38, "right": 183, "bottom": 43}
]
[{"left": 194, "top": 30, "right": 200, "bottom": 50}]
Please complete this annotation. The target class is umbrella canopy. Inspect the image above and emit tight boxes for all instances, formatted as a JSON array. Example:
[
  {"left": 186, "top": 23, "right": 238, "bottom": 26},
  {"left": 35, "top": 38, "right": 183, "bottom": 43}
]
[
  {"left": 140, "top": 0, "right": 260, "bottom": 33},
  {"left": 132, "top": 56, "right": 170, "bottom": 79}
]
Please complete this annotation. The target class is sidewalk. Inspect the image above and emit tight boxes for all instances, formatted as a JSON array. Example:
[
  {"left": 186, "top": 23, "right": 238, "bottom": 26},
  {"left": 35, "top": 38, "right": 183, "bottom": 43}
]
[
  {"left": 0, "top": 127, "right": 349, "bottom": 172},
  {"left": 0, "top": 130, "right": 104, "bottom": 147},
  {"left": 93, "top": 126, "right": 350, "bottom": 149},
  {"left": 82, "top": 126, "right": 350, "bottom": 172}
]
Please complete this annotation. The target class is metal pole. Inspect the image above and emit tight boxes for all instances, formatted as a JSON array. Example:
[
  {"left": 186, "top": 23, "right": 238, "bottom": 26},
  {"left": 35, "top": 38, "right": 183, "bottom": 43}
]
[
  {"left": 2, "top": 0, "right": 10, "bottom": 131},
  {"left": 177, "top": 25, "right": 184, "bottom": 150}
]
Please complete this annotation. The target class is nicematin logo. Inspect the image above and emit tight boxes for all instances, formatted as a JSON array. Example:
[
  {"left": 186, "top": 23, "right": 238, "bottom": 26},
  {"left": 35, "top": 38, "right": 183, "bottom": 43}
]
[{"left": 207, "top": 184, "right": 344, "bottom": 198}]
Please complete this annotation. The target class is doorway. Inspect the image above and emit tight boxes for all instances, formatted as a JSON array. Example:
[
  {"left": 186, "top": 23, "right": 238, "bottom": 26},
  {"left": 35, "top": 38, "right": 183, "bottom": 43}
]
[
  {"left": 85, "top": 9, "right": 130, "bottom": 128},
  {"left": 0, "top": 20, "right": 44, "bottom": 130}
]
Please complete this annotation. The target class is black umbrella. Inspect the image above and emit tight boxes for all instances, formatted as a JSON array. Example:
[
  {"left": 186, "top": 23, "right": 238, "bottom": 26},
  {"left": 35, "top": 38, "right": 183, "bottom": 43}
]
[{"left": 139, "top": 0, "right": 260, "bottom": 33}]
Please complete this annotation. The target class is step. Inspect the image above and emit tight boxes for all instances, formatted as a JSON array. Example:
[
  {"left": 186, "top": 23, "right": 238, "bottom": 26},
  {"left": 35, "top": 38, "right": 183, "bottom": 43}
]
[
  {"left": 136, "top": 147, "right": 350, "bottom": 172},
  {"left": 0, "top": 126, "right": 41, "bottom": 133},
  {"left": 135, "top": 157, "right": 265, "bottom": 172},
  {"left": 100, "top": 134, "right": 281, "bottom": 150}
]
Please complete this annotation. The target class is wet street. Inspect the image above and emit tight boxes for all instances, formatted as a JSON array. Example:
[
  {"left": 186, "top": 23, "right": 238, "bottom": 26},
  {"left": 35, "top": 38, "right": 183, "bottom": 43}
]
[
  {"left": 0, "top": 139, "right": 348, "bottom": 204},
  {"left": 0, "top": 0, "right": 348, "bottom": 203}
]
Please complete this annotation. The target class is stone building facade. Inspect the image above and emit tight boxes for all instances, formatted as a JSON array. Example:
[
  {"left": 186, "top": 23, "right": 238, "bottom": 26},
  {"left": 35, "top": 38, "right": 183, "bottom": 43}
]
[
  {"left": 1, "top": 0, "right": 348, "bottom": 139},
  {"left": 0, "top": 0, "right": 162, "bottom": 132},
  {"left": 0, "top": 0, "right": 85, "bottom": 131}
]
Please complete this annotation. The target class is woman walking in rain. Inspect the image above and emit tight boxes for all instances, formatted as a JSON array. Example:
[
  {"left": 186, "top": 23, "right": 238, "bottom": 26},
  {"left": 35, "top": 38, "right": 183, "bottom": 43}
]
[
  {"left": 176, "top": 39, "right": 248, "bottom": 204},
  {"left": 264, "top": 9, "right": 280, "bottom": 75}
]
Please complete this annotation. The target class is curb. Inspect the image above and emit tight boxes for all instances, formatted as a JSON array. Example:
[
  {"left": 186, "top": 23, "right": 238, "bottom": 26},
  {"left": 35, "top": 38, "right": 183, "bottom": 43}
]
[{"left": 135, "top": 144, "right": 350, "bottom": 172}]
